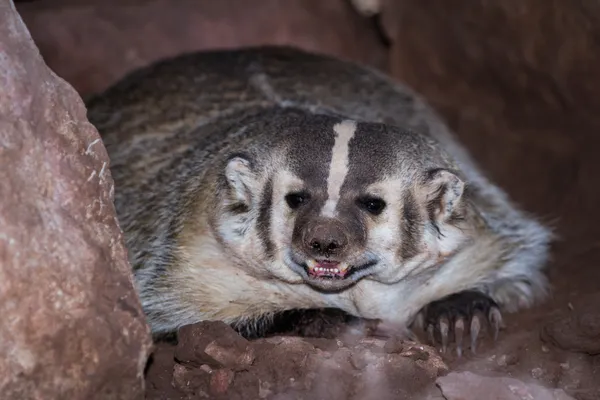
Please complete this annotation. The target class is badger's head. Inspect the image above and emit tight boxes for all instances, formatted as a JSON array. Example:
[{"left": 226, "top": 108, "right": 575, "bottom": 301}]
[{"left": 212, "top": 110, "right": 474, "bottom": 292}]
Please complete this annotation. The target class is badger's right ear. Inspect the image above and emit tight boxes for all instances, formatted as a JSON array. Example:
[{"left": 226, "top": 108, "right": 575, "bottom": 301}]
[{"left": 224, "top": 155, "right": 258, "bottom": 206}]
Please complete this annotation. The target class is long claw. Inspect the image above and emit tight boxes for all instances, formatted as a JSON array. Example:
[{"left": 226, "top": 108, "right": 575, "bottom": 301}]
[
  {"left": 489, "top": 307, "right": 503, "bottom": 341},
  {"left": 439, "top": 315, "right": 449, "bottom": 353},
  {"left": 455, "top": 317, "right": 465, "bottom": 358},
  {"left": 470, "top": 313, "right": 481, "bottom": 354},
  {"left": 419, "top": 291, "right": 506, "bottom": 357}
]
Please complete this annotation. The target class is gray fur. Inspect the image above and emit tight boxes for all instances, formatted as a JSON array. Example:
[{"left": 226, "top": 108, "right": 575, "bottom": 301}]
[{"left": 87, "top": 46, "right": 553, "bottom": 336}]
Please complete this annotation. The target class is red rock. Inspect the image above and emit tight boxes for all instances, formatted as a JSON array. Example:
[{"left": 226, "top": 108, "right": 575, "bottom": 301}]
[
  {"left": 204, "top": 339, "right": 255, "bottom": 371},
  {"left": 17, "top": 0, "right": 388, "bottom": 98},
  {"left": 541, "top": 304, "right": 600, "bottom": 355},
  {"left": 171, "top": 363, "right": 211, "bottom": 396},
  {"left": 380, "top": 0, "right": 600, "bottom": 238},
  {"left": 400, "top": 345, "right": 430, "bottom": 362},
  {"left": 209, "top": 369, "right": 235, "bottom": 396},
  {"left": 175, "top": 321, "right": 254, "bottom": 370},
  {"left": 150, "top": 318, "right": 450, "bottom": 399},
  {"left": 383, "top": 336, "right": 405, "bottom": 354},
  {"left": 227, "top": 371, "right": 260, "bottom": 400},
  {"left": 145, "top": 344, "right": 180, "bottom": 399},
  {"left": 437, "top": 371, "right": 576, "bottom": 400},
  {"left": 0, "top": 1, "right": 152, "bottom": 399}
]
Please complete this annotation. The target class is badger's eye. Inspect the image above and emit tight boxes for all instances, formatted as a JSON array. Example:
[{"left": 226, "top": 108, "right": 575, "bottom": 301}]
[
  {"left": 358, "top": 196, "right": 386, "bottom": 215},
  {"left": 285, "top": 192, "right": 310, "bottom": 209}
]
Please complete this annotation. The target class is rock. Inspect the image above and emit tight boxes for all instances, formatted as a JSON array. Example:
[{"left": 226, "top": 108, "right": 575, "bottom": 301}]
[
  {"left": 541, "top": 307, "right": 600, "bottom": 355},
  {"left": 380, "top": 0, "right": 596, "bottom": 235},
  {"left": 437, "top": 371, "right": 576, "bottom": 400},
  {"left": 398, "top": 342, "right": 448, "bottom": 379},
  {"left": 303, "top": 337, "right": 341, "bottom": 352},
  {"left": 0, "top": 1, "right": 153, "bottom": 399},
  {"left": 532, "top": 367, "right": 545, "bottom": 379},
  {"left": 400, "top": 345, "right": 431, "bottom": 362},
  {"left": 204, "top": 340, "right": 255, "bottom": 371},
  {"left": 171, "top": 363, "right": 211, "bottom": 396},
  {"left": 175, "top": 321, "right": 254, "bottom": 369},
  {"left": 497, "top": 353, "right": 519, "bottom": 367},
  {"left": 383, "top": 336, "right": 405, "bottom": 354},
  {"left": 249, "top": 336, "right": 318, "bottom": 394},
  {"left": 228, "top": 371, "right": 261, "bottom": 400},
  {"left": 209, "top": 369, "right": 235, "bottom": 396},
  {"left": 153, "top": 322, "right": 450, "bottom": 399},
  {"left": 145, "top": 344, "right": 179, "bottom": 400},
  {"left": 16, "top": 0, "right": 388, "bottom": 98}
]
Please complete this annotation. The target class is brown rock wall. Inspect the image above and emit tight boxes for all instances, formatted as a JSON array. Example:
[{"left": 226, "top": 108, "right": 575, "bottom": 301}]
[{"left": 0, "top": 1, "right": 152, "bottom": 398}]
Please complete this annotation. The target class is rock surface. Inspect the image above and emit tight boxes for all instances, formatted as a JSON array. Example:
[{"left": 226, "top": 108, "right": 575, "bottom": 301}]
[
  {"left": 541, "top": 298, "right": 600, "bottom": 355},
  {"left": 175, "top": 321, "right": 256, "bottom": 370},
  {"left": 0, "top": 1, "right": 152, "bottom": 399},
  {"left": 437, "top": 371, "right": 576, "bottom": 400},
  {"left": 381, "top": 0, "right": 600, "bottom": 244},
  {"left": 17, "top": 0, "right": 388, "bottom": 98},
  {"left": 146, "top": 321, "right": 448, "bottom": 400}
]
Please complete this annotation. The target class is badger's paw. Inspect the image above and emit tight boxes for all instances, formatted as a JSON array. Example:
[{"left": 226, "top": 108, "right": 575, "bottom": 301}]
[{"left": 413, "top": 290, "right": 505, "bottom": 357}]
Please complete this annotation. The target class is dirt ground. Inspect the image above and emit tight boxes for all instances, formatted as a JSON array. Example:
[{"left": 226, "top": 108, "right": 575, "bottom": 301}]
[{"left": 14, "top": 0, "right": 600, "bottom": 399}]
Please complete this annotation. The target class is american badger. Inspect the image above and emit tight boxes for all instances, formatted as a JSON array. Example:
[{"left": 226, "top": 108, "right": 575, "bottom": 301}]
[{"left": 87, "top": 46, "right": 552, "bottom": 356}]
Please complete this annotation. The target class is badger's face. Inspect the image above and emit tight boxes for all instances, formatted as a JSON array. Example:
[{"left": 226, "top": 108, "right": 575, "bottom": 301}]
[{"left": 215, "top": 114, "right": 472, "bottom": 292}]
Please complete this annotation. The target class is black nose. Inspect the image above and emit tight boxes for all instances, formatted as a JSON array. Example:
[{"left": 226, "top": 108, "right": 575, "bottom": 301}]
[{"left": 303, "top": 220, "right": 349, "bottom": 257}]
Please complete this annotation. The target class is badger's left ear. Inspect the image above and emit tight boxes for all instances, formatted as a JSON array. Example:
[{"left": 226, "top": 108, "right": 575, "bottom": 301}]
[
  {"left": 422, "top": 168, "right": 465, "bottom": 223},
  {"left": 224, "top": 154, "right": 259, "bottom": 207}
]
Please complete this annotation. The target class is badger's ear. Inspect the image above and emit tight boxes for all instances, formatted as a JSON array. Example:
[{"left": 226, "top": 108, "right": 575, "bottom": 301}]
[
  {"left": 422, "top": 168, "right": 465, "bottom": 223},
  {"left": 224, "top": 155, "right": 258, "bottom": 206}
]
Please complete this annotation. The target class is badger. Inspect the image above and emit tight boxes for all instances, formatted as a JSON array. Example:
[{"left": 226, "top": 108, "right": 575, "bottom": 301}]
[{"left": 87, "top": 46, "right": 553, "bottom": 356}]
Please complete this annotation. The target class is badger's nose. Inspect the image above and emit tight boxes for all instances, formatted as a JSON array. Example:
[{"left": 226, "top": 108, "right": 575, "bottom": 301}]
[{"left": 303, "top": 220, "right": 349, "bottom": 258}]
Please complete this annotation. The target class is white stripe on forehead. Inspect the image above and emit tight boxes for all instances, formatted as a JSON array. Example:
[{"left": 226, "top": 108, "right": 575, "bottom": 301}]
[{"left": 321, "top": 119, "right": 357, "bottom": 217}]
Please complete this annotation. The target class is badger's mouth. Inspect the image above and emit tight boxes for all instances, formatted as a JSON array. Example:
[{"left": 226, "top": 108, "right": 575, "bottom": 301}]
[
  {"left": 284, "top": 250, "right": 378, "bottom": 290},
  {"left": 304, "top": 260, "right": 350, "bottom": 279},
  {"left": 300, "top": 258, "right": 378, "bottom": 281}
]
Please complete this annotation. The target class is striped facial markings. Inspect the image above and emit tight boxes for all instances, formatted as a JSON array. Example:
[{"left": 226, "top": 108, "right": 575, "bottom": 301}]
[
  {"left": 399, "top": 190, "right": 423, "bottom": 260},
  {"left": 257, "top": 177, "right": 274, "bottom": 258},
  {"left": 321, "top": 120, "right": 357, "bottom": 217}
]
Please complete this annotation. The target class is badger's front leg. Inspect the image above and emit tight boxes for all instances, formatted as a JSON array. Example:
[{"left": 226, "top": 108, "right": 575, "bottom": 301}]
[
  {"left": 414, "top": 290, "right": 504, "bottom": 357},
  {"left": 401, "top": 166, "right": 551, "bottom": 357}
]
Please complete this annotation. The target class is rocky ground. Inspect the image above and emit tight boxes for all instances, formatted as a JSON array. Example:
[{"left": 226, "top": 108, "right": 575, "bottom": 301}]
[
  {"left": 4, "top": 0, "right": 600, "bottom": 399},
  {"left": 146, "top": 320, "right": 448, "bottom": 399},
  {"left": 142, "top": 284, "right": 600, "bottom": 399}
]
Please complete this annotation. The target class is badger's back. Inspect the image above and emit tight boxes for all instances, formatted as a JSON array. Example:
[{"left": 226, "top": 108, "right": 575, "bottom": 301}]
[{"left": 88, "top": 46, "right": 453, "bottom": 163}]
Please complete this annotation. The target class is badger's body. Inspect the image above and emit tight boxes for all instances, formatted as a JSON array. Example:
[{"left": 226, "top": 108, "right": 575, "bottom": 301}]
[{"left": 88, "top": 47, "right": 552, "bottom": 352}]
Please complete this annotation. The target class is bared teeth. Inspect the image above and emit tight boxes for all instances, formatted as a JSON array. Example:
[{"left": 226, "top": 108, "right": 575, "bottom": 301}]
[
  {"left": 314, "top": 267, "right": 340, "bottom": 273},
  {"left": 305, "top": 260, "right": 352, "bottom": 278}
]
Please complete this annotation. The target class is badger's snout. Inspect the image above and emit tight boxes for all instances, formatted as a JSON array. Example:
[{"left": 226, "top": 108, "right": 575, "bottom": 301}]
[
  {"left": 286, "top": 215, "right": 378, "bottom": 288},
  {"left": 301, "top": 218, "right": 349, "bottom": 259}
]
